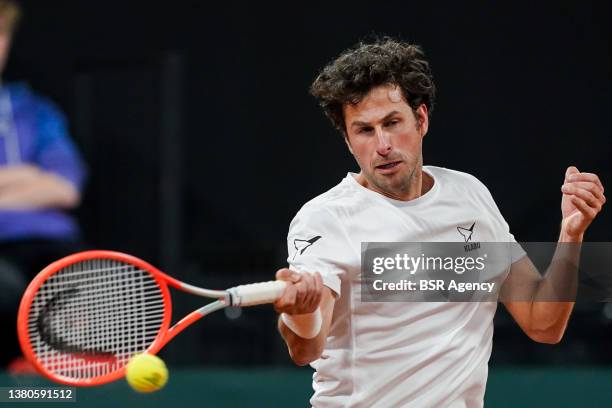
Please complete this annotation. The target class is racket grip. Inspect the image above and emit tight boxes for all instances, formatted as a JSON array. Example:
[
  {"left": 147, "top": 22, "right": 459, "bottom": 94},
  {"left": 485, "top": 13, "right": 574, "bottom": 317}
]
[{"left": 228, "top": 281, "right": 287, "bottom": 306}]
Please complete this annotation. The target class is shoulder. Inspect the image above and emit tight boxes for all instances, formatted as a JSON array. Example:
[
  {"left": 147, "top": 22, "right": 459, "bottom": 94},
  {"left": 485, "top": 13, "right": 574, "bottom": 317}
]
[
  {"left": 428, "top": 166, "right": 510, "bottom": 230},
  {"left": 426, "top": 165, "right": 493, "bottom": 197},
  {"left": 7, "top": 82, "right": 65, "bottom": 120},
  {"left": 289, "top": 176, "right": 359, "bottom": 236},
  {"left": 426, "top": 165, "right": 487, "bottom": 187},
  {"left": 294, "top": 176, "right": 355, "bottom": 217}
]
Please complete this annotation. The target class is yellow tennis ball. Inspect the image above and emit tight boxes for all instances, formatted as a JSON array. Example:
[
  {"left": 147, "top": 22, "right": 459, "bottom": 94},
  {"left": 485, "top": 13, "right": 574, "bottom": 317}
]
[{"left": 125, "top": 353, "right": 168, "bottom": 393}]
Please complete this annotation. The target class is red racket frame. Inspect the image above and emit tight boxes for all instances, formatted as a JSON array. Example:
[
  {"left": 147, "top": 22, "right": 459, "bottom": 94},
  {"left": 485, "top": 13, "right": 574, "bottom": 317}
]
[{"left": 17, "top": 250, "right": 224, "bottom": 386}]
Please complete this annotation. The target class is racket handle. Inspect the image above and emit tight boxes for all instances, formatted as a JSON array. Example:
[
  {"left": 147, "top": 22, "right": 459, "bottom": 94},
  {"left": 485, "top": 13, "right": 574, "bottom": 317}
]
[{"left": 228, "top": 281, "right": 287, "bottom": 306}]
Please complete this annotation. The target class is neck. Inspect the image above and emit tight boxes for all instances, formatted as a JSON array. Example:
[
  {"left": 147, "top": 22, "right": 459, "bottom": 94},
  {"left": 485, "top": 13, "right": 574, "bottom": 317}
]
[{"left": 357, "top": 165, "right": 434, "bottom": 202}]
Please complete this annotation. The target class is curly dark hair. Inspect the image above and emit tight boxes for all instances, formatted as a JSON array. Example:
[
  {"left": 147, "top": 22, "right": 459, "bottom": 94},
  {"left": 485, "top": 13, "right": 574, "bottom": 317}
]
[{"left": 310, "top": 37, "right": 436, "bottom": 135}]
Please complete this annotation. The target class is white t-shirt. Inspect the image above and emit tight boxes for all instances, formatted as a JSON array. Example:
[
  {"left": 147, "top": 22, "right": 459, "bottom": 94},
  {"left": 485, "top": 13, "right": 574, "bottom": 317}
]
[{"left": 287, "top": 166, "right": 524, "bottom": 408}]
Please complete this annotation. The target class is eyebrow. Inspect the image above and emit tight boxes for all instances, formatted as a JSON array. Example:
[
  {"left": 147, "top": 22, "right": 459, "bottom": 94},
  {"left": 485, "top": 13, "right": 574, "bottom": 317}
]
[{"left": 350, "top": 111, "right": 401, "bottom": 128}]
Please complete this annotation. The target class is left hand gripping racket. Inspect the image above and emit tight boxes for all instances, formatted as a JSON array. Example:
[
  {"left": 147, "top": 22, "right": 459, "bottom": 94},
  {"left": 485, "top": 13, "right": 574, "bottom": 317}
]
[{"left": 17, "top": 250, "right": 286, "bottom": 386}]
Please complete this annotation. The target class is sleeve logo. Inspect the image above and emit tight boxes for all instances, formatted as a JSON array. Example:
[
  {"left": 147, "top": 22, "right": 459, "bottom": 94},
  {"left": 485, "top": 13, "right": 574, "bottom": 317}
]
[{"left": 292, "top": 236, "right": 322, "bottom": 260}]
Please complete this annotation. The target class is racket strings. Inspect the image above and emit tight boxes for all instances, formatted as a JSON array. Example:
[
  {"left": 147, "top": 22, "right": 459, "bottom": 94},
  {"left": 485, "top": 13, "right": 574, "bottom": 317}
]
[{"left": 27, "top": 258, "right": 165, "bottom": 380}]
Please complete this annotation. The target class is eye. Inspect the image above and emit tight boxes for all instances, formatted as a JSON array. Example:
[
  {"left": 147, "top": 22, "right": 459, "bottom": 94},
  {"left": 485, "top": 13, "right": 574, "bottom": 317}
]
[
  {"left": 358, "top": 126, "right": 374, "bottom": 134},
  {"left": 384, "top": 119, "right": 400, "bottom": 128}
]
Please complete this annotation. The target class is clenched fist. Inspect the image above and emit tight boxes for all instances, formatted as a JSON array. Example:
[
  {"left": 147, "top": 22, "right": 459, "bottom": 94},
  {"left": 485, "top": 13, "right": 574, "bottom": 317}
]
[
  {"left": 561, "top": 166, "right": 605, "bottom": 240},
  {"left": 274, "top": 268, "right": 323, "bottom": 315}
]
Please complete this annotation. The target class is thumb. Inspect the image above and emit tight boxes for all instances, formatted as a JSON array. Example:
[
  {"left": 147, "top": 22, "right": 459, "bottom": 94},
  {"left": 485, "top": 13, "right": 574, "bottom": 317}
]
[
  {"left": 565, "top": 166, "right": 579, "bottom": 181},
  {"left": 275, "top": 268, "right": 302, "bottom": 283}
]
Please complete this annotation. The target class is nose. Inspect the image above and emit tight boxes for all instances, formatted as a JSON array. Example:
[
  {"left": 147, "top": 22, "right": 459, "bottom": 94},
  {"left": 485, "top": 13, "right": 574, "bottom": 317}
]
[{"left": 375, "top": 128, "right": 392, "bottom": 155}]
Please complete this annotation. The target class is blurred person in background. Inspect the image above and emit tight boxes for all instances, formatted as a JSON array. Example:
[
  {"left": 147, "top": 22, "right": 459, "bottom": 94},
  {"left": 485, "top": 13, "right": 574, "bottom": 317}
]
[{"left": 0, "top": 0, "right": 88, "bottom": 372}]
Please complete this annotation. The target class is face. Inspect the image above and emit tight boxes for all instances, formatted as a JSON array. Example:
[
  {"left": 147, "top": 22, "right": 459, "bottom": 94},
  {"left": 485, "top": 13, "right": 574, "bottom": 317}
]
[
  {"left": 343, "top": 84, "right": 429, "bottom": 200},
  {"left": 0, "top": 18, "right": 13, "bottom": 76}
]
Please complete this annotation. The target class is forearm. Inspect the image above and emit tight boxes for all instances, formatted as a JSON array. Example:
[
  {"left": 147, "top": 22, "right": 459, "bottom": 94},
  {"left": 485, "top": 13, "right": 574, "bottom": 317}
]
[
  {"left": 0, "top": 164, "right": 43, "bottom": 188},
  {"left": 278, "top": 286, "right": 335, "bottom": 366},
  {"left": 0, "top": 173, "right": 80, "bottom": 209},
  {"left": 529, "top": 231, "right": 581, "bottom": 339},
  {"left": 505, "top": 167, "right": 604, "bottom": 344},
  {"left": 278, "top": 315, "right": 327, "bottom": 366}
]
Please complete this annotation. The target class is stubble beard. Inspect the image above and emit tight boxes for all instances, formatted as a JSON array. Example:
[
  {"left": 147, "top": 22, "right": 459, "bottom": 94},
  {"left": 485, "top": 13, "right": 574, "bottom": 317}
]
[{"left": 366, "top": 158, "right": 419, "bottom": 200}]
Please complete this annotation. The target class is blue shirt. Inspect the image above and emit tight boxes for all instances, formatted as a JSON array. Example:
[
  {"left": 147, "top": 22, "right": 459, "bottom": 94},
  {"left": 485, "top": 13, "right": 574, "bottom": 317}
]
[{"left": 0, "top": 83, "right": 86, "bottom": 242}]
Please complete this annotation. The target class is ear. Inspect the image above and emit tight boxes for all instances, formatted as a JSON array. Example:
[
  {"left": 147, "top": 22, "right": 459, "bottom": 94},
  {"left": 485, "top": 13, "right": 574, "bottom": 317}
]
[
  {"left": 416, "top": 105, "right": 429, "bottom": 138},
  {"left": 344, "top": 134, "right": 354, "bottom": 155}
]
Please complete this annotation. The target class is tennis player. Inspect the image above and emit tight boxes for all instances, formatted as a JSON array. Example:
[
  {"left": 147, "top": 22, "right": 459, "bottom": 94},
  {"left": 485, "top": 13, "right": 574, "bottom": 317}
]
[{"left": 274, "top": 38, "right": 605, "bottom": 407}]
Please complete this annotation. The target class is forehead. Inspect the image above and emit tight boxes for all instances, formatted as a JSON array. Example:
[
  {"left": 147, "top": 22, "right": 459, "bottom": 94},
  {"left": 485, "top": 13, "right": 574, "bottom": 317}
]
[
  {"left": 343, "top": 85, "right": 411, "bottom": 125},
  {"left": 0, "top": 16, "right": 12, "bottom": 35}
]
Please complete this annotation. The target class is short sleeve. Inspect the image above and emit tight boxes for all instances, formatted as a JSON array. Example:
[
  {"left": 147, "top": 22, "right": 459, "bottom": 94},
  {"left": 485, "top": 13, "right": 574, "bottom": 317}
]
[
  {"left": 287, "top": 206, "right": 348, "bottom": 297},
  {"left": 33, "top": 99, "right": 87, "bottom": 191},
  {"left": 506, "top": 231, "right": 526, "bottom": 264},
  {"left": 473, "top": 177, "right": 526, "bottom": 264}
]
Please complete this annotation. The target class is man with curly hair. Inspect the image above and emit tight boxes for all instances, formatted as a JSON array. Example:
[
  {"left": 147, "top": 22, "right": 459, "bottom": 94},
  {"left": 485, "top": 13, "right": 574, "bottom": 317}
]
[{"left": 273, "top": 38, "right": 605, "bottom": 407}]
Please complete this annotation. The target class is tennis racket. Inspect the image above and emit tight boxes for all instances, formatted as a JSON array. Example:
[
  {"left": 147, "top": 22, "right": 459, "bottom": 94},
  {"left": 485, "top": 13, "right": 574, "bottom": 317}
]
[{"left": 17, "top": 250, "right": 286, "bottom": 387}]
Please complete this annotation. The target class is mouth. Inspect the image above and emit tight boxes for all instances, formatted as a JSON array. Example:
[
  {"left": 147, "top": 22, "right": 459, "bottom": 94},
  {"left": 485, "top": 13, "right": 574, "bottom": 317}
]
[{"left": 375, "top": 161, "right": 402, "bottom": 171}]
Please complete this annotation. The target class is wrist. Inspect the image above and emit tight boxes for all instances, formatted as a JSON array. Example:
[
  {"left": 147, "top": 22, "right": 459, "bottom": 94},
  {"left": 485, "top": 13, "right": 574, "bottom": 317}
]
[
  {"left": 281, "top": 308, "right": 322, "bottom": 339},
  {"left": 559, "top": 228, "right": 583, "bottom": 243}
]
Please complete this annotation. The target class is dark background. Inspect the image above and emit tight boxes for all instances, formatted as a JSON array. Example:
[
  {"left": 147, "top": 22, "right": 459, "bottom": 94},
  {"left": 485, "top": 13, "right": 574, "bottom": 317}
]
[{"left": 6, "top": 1, "right": 611, "bottom": 366}]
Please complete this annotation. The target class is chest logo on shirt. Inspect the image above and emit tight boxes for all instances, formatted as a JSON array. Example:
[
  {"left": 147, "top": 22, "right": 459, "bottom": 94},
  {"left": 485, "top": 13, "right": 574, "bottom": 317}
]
[
  {"left": 457, "top": 222, "right": 476, "bottom": 242},
  {"left": 292, "top": 236, "right": 322, "bottom": 259}
]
